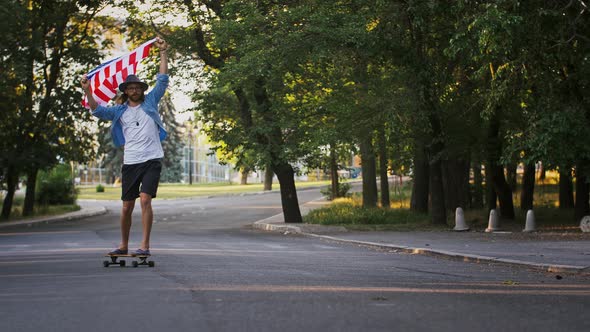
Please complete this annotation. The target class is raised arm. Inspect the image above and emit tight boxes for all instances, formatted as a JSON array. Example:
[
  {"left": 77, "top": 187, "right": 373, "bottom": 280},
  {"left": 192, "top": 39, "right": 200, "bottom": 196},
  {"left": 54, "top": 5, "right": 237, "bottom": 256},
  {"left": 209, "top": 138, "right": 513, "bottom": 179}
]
[
  {"left": 155, "top": 37, "right": 168, "bottom": 75},
  {"left": 80, "top": 75, "right": 98, "bottom": 111}
]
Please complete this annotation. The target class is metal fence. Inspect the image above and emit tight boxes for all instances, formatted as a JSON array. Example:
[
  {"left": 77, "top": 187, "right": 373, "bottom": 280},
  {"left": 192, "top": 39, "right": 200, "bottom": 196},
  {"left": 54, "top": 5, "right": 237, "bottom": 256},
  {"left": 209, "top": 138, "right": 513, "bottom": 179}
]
[
  {"left": 75, "top": 167, "right": 108, "bottom": 185},
  {"left": 182, "top": 147, "right": 233, "bottom": 184}
]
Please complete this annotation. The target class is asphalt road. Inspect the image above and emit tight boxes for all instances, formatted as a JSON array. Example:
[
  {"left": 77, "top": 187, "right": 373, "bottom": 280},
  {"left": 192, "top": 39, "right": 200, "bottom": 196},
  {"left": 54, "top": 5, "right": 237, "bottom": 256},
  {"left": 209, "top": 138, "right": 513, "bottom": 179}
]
[{"left": 1, "top": 188, "right": 589, "bottom": 332}]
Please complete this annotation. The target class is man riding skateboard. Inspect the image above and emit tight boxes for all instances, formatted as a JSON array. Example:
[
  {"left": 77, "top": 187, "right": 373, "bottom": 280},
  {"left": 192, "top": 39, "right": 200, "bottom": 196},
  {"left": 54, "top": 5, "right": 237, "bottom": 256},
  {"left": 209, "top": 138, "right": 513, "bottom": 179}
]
[{"left": 81, "top": 37, "right": 169, "bottom": 256}]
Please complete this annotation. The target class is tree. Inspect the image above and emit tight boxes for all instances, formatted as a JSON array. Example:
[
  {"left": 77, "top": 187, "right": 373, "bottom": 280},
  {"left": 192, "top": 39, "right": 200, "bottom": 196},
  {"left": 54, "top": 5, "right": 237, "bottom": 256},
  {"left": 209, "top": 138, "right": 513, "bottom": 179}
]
[
  {"left": 114, "top": 0, "right": 590, "bottom": 225},
  {"left": 377, "top": 1, "right": 465, "bottom": 224},
  {"left": 1, "top": 0, "right": 107, "bottom": 218},
  {"left": 96, "top": 119, "right": 123, "bottom": 184},
  {"left": 159, "top": 95, "right": 184, "bottom": 183}
]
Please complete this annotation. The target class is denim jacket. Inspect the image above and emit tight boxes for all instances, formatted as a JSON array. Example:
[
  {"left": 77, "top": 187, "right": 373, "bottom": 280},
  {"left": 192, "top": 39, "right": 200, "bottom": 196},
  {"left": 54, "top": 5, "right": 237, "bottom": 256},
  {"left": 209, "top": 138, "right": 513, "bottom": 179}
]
[{"left": 92, "top": 74, "right": 169, "bottom": 147}]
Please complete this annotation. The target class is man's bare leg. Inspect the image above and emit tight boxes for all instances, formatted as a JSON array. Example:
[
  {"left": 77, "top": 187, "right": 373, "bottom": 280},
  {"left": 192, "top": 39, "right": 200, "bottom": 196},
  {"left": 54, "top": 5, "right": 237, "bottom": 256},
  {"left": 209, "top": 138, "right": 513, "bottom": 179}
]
[
  {"left": 139, "top": 193, "right": 153, "bottom": 250},
  {"left": 119, "top": 200, "right": 135, "bottom": 251}
]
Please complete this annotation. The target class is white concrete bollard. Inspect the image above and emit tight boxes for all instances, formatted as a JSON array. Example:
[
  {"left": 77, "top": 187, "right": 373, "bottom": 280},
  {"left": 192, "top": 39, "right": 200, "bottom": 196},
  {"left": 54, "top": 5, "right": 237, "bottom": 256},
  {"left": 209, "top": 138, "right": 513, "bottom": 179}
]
[
  {"left": 523, "top": 209, "right": 536, "bottom": 232},
  {"left": 453, "top": 207, "right": 469, "bottom": 231},
  {"left": 485, "top": 209, "right": 500, "bottom": 233},
  {"left": 580, "top": 216, "right": 590, "bottom": 233}
]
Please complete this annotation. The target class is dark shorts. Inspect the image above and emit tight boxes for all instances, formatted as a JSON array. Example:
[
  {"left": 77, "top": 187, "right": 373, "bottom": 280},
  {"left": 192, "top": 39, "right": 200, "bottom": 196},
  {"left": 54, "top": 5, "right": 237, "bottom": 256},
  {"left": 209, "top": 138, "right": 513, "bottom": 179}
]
[{"left": 121, "top": 159, "right": 162, "bottom": 201}]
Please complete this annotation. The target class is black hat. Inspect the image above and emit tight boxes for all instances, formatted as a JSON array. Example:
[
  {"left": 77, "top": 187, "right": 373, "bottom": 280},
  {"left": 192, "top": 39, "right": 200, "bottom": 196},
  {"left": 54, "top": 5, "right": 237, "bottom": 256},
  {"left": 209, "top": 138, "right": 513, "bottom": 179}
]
[{"left": 118, "top": 75, "right": 148, "bottom": 92}]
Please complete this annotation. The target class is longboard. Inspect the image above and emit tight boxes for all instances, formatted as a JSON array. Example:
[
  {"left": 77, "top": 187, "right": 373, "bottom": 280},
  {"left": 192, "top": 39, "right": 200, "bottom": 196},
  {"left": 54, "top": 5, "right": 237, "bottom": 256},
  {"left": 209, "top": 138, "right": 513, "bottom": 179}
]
[{"left": 103, "top": 254, "right": 154, "bottom": 268}]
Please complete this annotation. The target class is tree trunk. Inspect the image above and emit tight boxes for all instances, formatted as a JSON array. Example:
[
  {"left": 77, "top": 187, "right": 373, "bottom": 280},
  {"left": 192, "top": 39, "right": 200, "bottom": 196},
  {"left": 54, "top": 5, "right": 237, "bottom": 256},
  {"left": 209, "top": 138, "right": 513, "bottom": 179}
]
[
  {"left": 539, "top": 163, "right": 546, "bottom": 181},
  {"left": 410, "top": 144, "right": 429, "bottom": 212},
  {"left": 495, "top": 167, "right": 516, "bottom": 218},
  {"left": 1, "top": 167, "right": 19, "bottom": 219},
  {"left": 575, "top": 166, "right": 590, "bottom": 221},
  {"left": 429, "top": 159, "right": 447, "bottom": 225},
  {"left": 360, "top": 135, "right": 377, "bottom": 208},
  {"left": 490, "top": 165, "right": 515, "bottom": 219},
  {"left": 23, "top": 168, "right": 38, "bottom": 216},
  {"left": 427, "top": 109, "right": 446, "bottom": 225},
  {"left": 485, "top": 161, "right": 497, "bottom": 211},
  {"left": 263, "top": 164, "right": 273, "bottom": 191},
  {"left": 377, "top": 126, "right": 390, "bottom": 208},
  {"left": 486, "top": 110, "right": 515, "bottom": 219},
  {"left": 506, "top": 163, "right": 517, "bottom": 192},
  {"left": 442, "top": 158, "right": 470, "bottom": 211},
  {"left": 330, "top": 144, "right": 339, "bottom": 200},
  {"left": 520, "top": 162, "right": 535, "bottom": 212},
  {"left": 240, "top": 169, "right": 249, "bottom": 185},
  {"left": 559, "top": 168, "right": 574, "bottom": 209},
  {"left": 471, "top": 162, "right": 484, "bottom": 208},
  {"left": 273, "top": 162, "right": 302, "bottom": 223}
]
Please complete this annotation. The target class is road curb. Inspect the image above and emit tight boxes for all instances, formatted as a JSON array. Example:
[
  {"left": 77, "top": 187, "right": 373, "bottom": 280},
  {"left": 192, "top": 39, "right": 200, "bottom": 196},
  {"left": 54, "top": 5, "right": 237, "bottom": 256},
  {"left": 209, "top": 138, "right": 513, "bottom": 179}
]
[
  {"left": 253, "top": 220, "right": 589, "bottom": 275},
  {"left": 311, "top": 235, "right": 590, "bottom": 275},
  {"left": 0, "top": 207, "right": 108, "bottom": 229}
]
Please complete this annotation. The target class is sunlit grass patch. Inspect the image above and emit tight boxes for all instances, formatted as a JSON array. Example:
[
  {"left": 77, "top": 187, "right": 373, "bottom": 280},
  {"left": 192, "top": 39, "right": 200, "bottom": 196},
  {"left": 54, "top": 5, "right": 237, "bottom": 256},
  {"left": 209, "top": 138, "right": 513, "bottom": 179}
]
[
  {"left": 77, "top": 180, "right": 334, "bottom": 200},
  {"left": 304, "top": 196, "right": 438, "bottom": 231}
]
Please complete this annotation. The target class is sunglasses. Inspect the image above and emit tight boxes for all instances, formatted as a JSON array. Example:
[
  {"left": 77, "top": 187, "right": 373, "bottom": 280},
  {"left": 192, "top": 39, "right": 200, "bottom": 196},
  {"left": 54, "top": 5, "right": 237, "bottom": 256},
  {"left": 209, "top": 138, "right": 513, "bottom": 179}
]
[{"left": 125, "top": 86, "right": 143, "bottom": 91}]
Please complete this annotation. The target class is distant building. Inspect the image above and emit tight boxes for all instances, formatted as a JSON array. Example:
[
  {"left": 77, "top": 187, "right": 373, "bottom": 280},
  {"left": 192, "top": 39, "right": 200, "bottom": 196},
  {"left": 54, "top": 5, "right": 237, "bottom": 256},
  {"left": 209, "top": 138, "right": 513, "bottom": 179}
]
[{"left": 181, "top": 120, "right": 234, "bottom": 184}]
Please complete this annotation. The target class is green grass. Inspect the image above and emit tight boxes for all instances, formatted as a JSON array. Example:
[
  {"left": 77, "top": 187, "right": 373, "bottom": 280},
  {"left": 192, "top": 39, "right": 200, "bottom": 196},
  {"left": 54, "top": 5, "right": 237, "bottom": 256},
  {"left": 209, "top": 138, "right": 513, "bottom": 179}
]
[
  {"left": 304, "top": 198, "right": 439, "bottom": 231},
  {"left": 305, "top": 177, "right": 583, "bottom": 232},
  {"left": 77, "top": 180, "right": 333, "bottom": 200},
  {"left": 305, "top": 181, "right": 439, "bottom": 231},
  {"left": 305, "top": 192, "right": 444, "bottom": 231},
  {"left": 0, "top": 196, "right": 80, "bottom": 222}
]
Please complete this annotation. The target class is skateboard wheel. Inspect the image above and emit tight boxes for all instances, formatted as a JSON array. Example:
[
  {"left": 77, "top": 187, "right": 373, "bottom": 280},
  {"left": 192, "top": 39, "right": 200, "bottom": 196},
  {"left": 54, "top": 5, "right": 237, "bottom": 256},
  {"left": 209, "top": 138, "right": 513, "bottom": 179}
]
[
  {"left": 120, "top": 260, "right": 126, "bottom": 267},
  {"left": 132, "top": 261, "right": 139, "bottom": 268},
  {"left": 103, "top": 261, "right": 109, "bottom": 267},
  {"left": 148, "top": 261, "right": 155, "bottom": 267}
]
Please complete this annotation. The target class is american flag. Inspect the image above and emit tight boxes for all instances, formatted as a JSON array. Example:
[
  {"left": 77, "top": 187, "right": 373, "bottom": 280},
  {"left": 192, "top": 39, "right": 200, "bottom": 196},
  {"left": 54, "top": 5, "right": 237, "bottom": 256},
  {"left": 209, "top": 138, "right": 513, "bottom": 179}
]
[{"left": 82, "top": 38, "right": 156, "bottom": 108}]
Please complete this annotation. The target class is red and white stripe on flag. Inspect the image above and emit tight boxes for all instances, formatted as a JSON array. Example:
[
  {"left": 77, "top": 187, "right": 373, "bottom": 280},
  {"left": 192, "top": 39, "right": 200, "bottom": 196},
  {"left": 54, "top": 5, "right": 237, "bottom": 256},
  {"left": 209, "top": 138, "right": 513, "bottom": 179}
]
[{"left": 82, "top": 38, "right": 156, "bottom": 108}]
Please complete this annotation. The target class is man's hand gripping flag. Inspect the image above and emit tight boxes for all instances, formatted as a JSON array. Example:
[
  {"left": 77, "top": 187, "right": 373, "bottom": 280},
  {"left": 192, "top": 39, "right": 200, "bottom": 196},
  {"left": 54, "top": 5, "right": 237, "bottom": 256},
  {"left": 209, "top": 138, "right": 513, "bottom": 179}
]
[{"left": 82, "top": 38, "right": 156, "bottom": 108}]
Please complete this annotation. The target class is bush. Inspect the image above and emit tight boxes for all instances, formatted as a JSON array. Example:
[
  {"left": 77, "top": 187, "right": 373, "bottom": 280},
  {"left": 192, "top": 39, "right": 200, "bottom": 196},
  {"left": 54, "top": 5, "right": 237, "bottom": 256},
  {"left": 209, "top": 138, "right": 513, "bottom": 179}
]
[
  {"left": 96, "top": 184, "right": 105, "bottom": 192},
  {"left": 36, "top": 164, "right": 77, "bottom": 205},
  {"left": 320, "top": 181, "right": 352, "bottom": 200}
]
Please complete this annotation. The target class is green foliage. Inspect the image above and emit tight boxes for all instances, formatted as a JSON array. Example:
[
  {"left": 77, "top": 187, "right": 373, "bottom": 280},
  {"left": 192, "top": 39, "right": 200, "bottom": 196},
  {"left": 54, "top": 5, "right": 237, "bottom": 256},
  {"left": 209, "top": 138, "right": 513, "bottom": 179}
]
[
  {"left": 12, "top": 0, "right": 586, "bottom": 222},
  {"left": 36, "top": 164, "right": 77, "bottom": 205},
  {"left": 159, "top": 95, "right": 185, "bottom": 183},
  {"left": 0, "top": 0, "right": 108, "bottom": 217},
  {"left": 96, "top": 184, "right": 105, "bottom": 193},
  {"left": 96, "top": 120, "right": 123, "bottom": 184},
  {"left": 446, "top": 0, "right": 590, "bottom": 169},
  {"left": 320, "top": 181, "right": 352, "bottom": 200}
]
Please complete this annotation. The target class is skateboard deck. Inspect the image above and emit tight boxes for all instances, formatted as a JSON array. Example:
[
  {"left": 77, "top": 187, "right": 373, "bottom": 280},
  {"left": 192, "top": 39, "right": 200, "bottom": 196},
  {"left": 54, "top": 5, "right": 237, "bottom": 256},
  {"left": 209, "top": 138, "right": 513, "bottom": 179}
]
[{"left": 103, "top": 254, "right": 154, "bottom": 268}]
